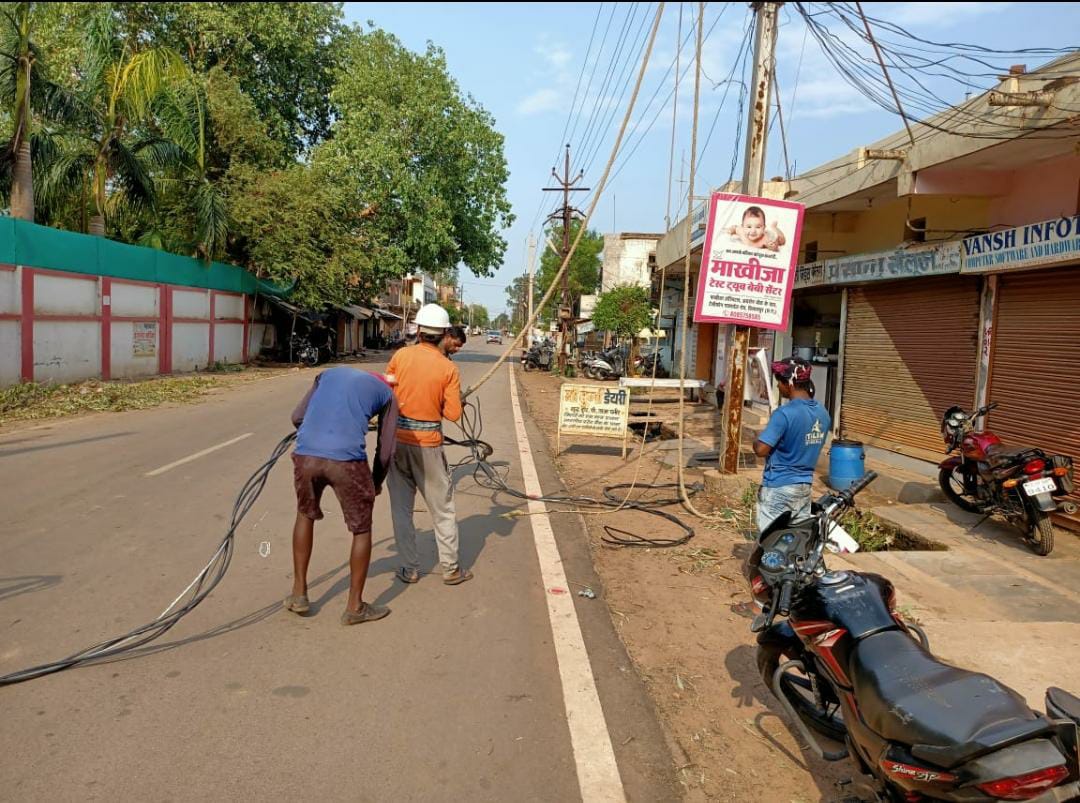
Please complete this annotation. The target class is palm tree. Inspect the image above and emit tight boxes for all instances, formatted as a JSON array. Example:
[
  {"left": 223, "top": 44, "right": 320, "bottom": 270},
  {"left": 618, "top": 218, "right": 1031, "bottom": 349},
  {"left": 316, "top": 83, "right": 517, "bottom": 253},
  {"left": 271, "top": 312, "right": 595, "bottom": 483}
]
[
  {"left": 0, "top": 3, "right": 35, "bottom": 219},
  {"left": 38, "top": 10, "right": 189, "bottom": 236},
  {"left": 152, "top": 78, "right": 228, "bottom": 260}
]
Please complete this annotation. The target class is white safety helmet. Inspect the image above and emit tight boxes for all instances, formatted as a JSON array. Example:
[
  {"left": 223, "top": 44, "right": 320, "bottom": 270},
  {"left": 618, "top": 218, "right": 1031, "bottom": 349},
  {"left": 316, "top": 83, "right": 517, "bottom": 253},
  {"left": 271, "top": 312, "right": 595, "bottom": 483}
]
[{"left": 414, "top": 303, "right": 451, "bottom": 335}]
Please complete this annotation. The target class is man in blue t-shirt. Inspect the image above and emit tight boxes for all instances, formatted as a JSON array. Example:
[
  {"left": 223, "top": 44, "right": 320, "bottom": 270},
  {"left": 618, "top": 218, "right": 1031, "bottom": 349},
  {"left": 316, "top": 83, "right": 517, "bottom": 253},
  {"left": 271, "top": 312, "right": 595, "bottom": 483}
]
[
  {"left": 285, "top": 367, "right": 398, "bottom": 626},
  {"left": 752, "top": 357, "right": 831, "bottom": 533}
]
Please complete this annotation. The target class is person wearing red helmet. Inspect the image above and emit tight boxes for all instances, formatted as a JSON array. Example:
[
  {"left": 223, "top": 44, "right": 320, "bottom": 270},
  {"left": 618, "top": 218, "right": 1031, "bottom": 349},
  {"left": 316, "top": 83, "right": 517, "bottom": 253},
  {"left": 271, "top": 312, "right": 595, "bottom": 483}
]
[{"left": 752, "top": 357, "right": 831, "bottom": 533}]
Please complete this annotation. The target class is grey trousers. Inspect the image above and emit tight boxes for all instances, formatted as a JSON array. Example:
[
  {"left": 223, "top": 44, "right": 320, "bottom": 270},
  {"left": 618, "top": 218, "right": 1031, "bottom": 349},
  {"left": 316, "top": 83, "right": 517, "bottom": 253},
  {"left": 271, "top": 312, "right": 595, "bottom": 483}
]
[{"left": 387, "top": 442, "right": 460, "bottom": 572}]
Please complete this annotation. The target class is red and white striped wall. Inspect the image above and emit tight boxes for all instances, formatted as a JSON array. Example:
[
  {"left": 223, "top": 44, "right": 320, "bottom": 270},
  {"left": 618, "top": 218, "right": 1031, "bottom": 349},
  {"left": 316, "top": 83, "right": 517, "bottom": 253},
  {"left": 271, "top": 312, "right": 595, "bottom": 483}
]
[{"left": 0, "top": 264, "right": 264, "bottom": 385}]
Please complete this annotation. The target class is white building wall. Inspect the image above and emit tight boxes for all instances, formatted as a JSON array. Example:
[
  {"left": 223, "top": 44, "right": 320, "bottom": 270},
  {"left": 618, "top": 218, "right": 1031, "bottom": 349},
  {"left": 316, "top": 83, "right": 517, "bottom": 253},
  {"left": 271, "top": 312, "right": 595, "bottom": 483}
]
[
  {"left": 600, "top": 235, "right": 657, "bottom": 292},
  {"left": 215, "top": 323, "right": 244, "bottom": 364},
  {"left": 0, "top": 321, "right": 19, "bottom": 385},
  {"left": 34, "top": 321, "right": 99, "bottom": 383},
  {"left": 172, "top": 322, "right": 210, "bottom": 372},
  {"left": 110, "top": 321, "right": 160, "bottom": 379}
]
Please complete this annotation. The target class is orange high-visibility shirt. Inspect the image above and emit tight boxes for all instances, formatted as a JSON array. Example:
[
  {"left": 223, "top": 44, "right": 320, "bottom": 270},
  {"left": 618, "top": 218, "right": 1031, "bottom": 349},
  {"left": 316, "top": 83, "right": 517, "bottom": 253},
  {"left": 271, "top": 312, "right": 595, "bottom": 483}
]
[{"left": 386, "top": 342, "right": 462, "bottom": 447}]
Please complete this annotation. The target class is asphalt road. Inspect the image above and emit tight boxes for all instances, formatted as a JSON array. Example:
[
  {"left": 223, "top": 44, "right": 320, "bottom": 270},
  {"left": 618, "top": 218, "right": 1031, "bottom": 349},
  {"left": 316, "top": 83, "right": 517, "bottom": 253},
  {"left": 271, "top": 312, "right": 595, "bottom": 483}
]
[{"left": 0, "top": 344, "right": 677, "bottom": 802}]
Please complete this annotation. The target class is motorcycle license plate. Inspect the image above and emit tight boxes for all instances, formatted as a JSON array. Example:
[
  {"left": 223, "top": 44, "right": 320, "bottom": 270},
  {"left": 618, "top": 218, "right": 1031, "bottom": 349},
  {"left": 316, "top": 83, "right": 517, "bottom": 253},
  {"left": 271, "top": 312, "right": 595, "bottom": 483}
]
[{"left": 1023, "top": 477, "right": 1057, "bottom": 495}]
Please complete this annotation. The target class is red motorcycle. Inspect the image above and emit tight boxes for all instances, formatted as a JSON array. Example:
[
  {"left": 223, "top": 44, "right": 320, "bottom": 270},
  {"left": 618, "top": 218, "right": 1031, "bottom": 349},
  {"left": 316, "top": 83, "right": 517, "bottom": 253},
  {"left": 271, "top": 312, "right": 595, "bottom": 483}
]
[{"left": 939, "top": 402, "right": 1074, "bottom": 556}]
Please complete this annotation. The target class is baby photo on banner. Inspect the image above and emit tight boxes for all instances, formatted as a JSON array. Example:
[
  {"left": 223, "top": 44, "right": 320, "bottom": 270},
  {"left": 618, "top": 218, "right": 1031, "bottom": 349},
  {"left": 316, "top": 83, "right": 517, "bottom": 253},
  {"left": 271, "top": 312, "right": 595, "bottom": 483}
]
[{"left": 692, "top": 192, "right": 805, "bottom": 330}]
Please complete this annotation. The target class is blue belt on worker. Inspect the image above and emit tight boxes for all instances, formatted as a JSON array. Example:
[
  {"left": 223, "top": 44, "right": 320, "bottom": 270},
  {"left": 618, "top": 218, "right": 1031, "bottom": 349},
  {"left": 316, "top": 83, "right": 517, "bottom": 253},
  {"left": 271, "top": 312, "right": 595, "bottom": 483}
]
[{"left": 397, "top": 415, "right": 442, "bottom": 432}]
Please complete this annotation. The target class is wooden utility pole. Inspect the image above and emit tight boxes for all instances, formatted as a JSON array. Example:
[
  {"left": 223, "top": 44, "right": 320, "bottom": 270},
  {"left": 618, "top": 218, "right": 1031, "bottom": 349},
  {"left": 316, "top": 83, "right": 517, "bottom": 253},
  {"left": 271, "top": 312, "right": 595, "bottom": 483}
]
[
  {"left": 543, "top": 144, "right": 589, "bottom": 372},
  {"left": 720, "top": 1, "right": 781, "bottom": 474},
  {"left": 526, "top": 233, "right": 537, "bottom": 344}
]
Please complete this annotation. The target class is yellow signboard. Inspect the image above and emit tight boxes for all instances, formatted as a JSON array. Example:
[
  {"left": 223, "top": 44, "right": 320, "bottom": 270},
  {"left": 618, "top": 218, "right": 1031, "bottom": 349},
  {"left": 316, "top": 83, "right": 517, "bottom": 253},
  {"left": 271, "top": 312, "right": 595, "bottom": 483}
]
[{"left": 557, "top": 383, "right": 631, "bottom": 458}]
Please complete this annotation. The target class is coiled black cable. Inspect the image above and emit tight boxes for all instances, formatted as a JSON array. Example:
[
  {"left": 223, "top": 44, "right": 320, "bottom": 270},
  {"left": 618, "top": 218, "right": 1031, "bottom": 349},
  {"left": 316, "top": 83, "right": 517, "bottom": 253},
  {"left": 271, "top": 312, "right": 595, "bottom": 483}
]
[{"left": 446, "top": 399, "right": 696, "bottom": 550}]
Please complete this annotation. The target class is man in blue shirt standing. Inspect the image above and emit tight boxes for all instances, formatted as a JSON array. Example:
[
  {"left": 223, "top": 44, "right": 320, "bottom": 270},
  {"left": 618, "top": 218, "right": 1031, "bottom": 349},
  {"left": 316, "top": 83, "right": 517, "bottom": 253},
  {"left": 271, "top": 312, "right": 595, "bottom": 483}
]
[
  {"left": 752, "top": 357, "right": 831, "bottom": 533},
  {"left": 285, "top": 367, "right": 398, "bottom": 625}
]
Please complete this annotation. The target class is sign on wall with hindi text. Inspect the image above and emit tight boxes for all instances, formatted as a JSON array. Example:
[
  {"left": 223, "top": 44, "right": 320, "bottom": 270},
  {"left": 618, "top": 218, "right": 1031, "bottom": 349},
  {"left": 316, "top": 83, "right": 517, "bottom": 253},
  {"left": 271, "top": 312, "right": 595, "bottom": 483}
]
[
  {"left": 693, "top": 192, "right": 804, "bottom": 330},
  {"left": 132, "top": 322, "right": 157, "bottom": 357},
  {"left": 557, "top": 383, "right": 631, "bottom": 457},
  {"left": 793, "top": 242, "right": 961, "bottom": 290},
  {"left": 961, "top": 215, "right": 1080, "bottom": 273}
]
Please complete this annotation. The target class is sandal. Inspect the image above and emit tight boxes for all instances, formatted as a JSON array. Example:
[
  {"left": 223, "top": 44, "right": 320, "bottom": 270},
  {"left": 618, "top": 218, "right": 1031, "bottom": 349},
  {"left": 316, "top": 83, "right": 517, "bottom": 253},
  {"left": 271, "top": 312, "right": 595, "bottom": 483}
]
[
  {"left": 396, "top": 567, "right": 420, "bottom": 584},
  {"left": 283, "top": 594, "right": 310, "bottom": 615},
  {"left": 443, "top": 568, "right": 474, "bottom": 586},
  {"left": 340, "top": 603, "right": 391, "bottom": 626}
]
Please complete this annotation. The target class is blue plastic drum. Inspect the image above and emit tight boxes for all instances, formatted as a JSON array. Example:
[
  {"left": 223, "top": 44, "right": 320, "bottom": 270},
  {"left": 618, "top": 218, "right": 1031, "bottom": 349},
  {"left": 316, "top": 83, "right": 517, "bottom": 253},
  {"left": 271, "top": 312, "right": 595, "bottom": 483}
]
[{"left": 829, "top": 440, "right": 865, "bottom": 491}]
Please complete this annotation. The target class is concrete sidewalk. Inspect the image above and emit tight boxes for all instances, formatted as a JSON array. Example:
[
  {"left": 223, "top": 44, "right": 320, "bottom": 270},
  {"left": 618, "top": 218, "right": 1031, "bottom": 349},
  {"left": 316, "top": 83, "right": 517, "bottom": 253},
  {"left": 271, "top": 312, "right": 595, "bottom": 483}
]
[{"left": 834, "top": 499, "right": 1080, "bottom": 708}]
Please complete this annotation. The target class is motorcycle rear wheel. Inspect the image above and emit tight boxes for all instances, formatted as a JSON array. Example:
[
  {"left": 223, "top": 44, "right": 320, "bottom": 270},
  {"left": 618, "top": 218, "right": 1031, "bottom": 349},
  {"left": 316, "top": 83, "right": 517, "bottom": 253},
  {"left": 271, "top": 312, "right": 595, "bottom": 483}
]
[
  {"left": 757, "top": 646, "right": 847, "bottom": 743},
  {"left": 1028, "top": 510, "right": 1054, "bottom": 556},
  {"left": 523, "top": 360, "right": 536, "bottom": 372},
  {"left": 938, "top": 465, "right": 983, "bottom": 513}
]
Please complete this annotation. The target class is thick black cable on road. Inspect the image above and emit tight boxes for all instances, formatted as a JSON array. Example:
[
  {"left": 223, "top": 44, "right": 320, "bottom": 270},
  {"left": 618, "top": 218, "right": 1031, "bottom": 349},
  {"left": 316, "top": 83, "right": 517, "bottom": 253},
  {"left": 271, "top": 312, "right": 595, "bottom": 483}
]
[
  {"left": 446, "top": 398, "right": 696, "bottom": 550},
  {"left": 0, "top": 432, "right": 297, "bottom": 687}
]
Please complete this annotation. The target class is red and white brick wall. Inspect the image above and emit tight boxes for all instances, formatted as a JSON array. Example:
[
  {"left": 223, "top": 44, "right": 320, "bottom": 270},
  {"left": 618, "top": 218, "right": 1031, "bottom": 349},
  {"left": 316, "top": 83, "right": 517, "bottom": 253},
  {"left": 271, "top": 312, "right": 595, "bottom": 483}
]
[{"left": 0, "top": 263, "right": 256, "bottom": 386}]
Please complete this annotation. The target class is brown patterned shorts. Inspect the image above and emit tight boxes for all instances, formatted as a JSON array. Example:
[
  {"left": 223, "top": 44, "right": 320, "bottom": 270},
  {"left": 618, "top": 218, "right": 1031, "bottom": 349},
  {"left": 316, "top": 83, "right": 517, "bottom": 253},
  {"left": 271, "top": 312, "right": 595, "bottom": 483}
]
[{"left": 292, "top": 454, "right": 376, "bottom": 534}]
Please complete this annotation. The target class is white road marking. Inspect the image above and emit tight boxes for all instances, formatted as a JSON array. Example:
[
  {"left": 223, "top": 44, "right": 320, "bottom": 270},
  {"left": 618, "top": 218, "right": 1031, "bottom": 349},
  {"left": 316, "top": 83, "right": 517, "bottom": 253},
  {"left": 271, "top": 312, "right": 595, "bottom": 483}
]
[
  {"left": 507, "top": 364, "right": 625, "bottom": 803},
  {"left": 144, "top": 433, "right": 253, "bottom": 477}
]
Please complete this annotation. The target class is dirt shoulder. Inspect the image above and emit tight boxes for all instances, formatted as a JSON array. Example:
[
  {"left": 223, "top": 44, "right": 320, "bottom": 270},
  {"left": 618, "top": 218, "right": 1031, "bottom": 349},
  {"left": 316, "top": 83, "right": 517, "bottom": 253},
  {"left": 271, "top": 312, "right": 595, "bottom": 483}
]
[
  {"left": 516, "top": 368, "right": 850, "bottom": 803},
  {"left": 0, "top": 353, "right": 391, "bottom": 433}
]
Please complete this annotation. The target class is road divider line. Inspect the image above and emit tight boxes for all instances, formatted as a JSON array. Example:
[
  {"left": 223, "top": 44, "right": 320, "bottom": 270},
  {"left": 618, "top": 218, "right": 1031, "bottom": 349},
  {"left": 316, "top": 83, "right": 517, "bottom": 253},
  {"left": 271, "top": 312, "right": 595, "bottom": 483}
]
[
  {"left": 145, "top": 433, "right": 253, "bottom": 477},
  {"left": 507, "top": 364, "right": 626, "bottom": 803}
]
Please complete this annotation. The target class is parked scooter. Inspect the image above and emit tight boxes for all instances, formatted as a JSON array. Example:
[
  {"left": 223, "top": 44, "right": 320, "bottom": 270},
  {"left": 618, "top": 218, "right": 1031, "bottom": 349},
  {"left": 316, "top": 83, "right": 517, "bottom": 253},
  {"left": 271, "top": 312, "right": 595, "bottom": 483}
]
[
  {"left": 521, "top": 339, "right": 554, "bottom": 372},
  {"left": 939, "top": 402, "right": 1074, "bottom": 556},
  {"left": 745, "top": 472, "right": 1080, "bottom": 802},
  {"left": 583, "top": 345, "right": 630, "bottom": 380}
]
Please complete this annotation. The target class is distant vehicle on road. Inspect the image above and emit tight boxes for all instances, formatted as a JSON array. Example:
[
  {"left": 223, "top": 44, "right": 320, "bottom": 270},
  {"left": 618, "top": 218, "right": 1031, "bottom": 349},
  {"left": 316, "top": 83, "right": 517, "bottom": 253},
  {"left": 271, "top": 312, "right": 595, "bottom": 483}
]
[{"left": 486, "top": 330, "right": 502, "bottom": 345}]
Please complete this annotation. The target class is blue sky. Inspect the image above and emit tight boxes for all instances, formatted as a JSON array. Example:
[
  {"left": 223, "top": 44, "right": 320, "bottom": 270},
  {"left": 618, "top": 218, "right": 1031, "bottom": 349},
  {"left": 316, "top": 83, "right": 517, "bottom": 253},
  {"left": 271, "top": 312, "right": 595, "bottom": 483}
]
[{"left": 343, "top": 2, "right": 1080, "bottom": 316}]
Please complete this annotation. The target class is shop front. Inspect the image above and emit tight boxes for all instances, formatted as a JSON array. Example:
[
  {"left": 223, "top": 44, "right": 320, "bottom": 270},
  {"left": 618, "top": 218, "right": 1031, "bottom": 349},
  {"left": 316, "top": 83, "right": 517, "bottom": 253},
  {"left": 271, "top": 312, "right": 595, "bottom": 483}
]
[{"left": 962, "top": 218, "right": 1080, "bottom": 521}]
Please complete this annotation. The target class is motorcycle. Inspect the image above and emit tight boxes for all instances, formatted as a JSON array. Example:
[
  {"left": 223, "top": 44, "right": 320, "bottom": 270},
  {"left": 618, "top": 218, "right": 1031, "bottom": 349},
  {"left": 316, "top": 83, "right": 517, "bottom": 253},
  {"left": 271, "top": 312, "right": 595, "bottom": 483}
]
[
  {"left": 745, "top": 471, "right": 1080, "bottom": 802},
  {"left": 288, "top": 333, "right": 320, "bottom": 367},
  {"left": 938, "top": 403, "right": 1074, "bottom": 556},
  {"left": 637, "top": 350, "right": 669, "bottom": 379},
  {"left": 521, "top": 340, "right": 553, "bottom": 373}
]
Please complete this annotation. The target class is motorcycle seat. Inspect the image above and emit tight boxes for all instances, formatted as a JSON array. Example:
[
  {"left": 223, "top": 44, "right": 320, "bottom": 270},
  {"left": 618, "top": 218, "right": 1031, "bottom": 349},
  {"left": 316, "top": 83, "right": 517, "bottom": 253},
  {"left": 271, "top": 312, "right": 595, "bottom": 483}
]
[
  {"left": 985, "top": 444, "right": 1038, "bottom": 467},
  {"left": 850, "top": 630, "right": 1051, "bottom": 769}
]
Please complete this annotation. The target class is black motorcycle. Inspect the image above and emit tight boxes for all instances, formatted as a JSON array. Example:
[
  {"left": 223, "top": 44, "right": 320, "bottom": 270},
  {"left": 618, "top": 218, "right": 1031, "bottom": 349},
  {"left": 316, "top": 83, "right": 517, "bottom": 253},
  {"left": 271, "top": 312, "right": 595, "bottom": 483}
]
[{"left": 745, "top": 472, "right": 1080, "bottom": 802}]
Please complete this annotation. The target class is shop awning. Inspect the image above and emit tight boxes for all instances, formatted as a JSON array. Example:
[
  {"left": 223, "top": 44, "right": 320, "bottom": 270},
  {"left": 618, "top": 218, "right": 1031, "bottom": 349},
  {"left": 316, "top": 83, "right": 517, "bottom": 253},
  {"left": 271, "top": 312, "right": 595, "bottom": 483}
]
[
  {"left": 266, "top": 295, "right": 317, "bottom": 322},
  {"left": 376, "top": 308, "right": 403, "bottom": 320},
  {"left": 342, "top": 305, "right": 375, "bottom": 320}
]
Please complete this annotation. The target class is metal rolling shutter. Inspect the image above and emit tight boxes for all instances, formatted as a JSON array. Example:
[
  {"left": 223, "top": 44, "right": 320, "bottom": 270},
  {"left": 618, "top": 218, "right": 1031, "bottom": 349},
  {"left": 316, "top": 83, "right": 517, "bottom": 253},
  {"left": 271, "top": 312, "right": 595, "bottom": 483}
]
[
  {"left": 842, "top": 277, "right": 980, "bottom": 458},
  {"left": 988, "top": 267, "right": 1080, "bottom": 514}
]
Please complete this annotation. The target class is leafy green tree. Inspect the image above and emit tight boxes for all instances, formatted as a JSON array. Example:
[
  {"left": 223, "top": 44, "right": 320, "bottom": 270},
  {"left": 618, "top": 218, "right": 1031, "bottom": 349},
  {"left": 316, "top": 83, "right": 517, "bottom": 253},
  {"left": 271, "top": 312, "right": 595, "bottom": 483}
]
[
  {"left": 536, "top": 220, "right": 602, "bottom": 320},
  {"left": 320, "top": 27, "right": 514, "bottom": 281},
  {"left": 469, "top": 303, "right": 490, "bottom": 329},
  {"left": 29, "top": 2, "right": 341, "bottom": 157},
  {"left": 592, "top": 284, "right": 652, "bottom": 365},
  {"left": 492, "top": 312, "right": 511, "bottom": 332}
]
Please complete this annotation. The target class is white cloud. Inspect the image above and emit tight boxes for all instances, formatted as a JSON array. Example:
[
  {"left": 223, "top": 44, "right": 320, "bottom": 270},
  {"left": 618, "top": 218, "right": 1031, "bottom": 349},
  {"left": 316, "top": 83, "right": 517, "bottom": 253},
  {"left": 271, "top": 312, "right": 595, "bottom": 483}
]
[
  {"left": 517, "top": 88, "right": 562, "bottom": 116},
  {"left": 544, "top": 45, "right": 573, "bottom": 71}
]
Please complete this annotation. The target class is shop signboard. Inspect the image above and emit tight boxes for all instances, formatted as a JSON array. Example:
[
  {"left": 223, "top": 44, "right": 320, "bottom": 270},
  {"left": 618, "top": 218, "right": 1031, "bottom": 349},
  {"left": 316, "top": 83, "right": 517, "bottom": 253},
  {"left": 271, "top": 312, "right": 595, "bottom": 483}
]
[
  {"left": 961, "top": 215, "right": 1080, "bottom": 273},
  {"left": 557, "top": 384, "right": 630, "bottom": 458},
  {"left": 693, "top": 192, "right": 805, "bottom": 330}
]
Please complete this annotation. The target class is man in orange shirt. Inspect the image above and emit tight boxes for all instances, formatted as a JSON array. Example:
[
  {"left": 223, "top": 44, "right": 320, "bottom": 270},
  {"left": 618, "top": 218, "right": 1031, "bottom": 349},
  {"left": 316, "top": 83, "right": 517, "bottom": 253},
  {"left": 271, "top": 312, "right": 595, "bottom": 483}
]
[{"left": 386, "top": 304, "right": 473, "bottom": 586}]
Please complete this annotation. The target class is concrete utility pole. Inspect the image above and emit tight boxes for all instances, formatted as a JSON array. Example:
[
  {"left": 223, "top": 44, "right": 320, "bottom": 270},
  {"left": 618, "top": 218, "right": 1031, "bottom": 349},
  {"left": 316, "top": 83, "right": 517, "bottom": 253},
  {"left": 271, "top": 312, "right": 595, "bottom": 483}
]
[
  {"left": 720, "top": 0, "right": 780, "bottom": 474},
  {"left": 526, "top": 233, "right": 537, "bottom": 344},
  {"left": 543, "top": 144, "right": 589, "bottom": 372}
]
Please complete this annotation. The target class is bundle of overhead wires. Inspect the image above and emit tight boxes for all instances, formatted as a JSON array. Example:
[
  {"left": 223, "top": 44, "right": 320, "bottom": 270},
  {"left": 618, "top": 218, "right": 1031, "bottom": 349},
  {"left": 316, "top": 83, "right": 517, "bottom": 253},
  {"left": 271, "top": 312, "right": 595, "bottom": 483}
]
[
  {"left": 794, "top": 1, "right": 1080, "bottom": 141},
  {"left": 0, "top": 432, "right": 297, "bottom": 687}
]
